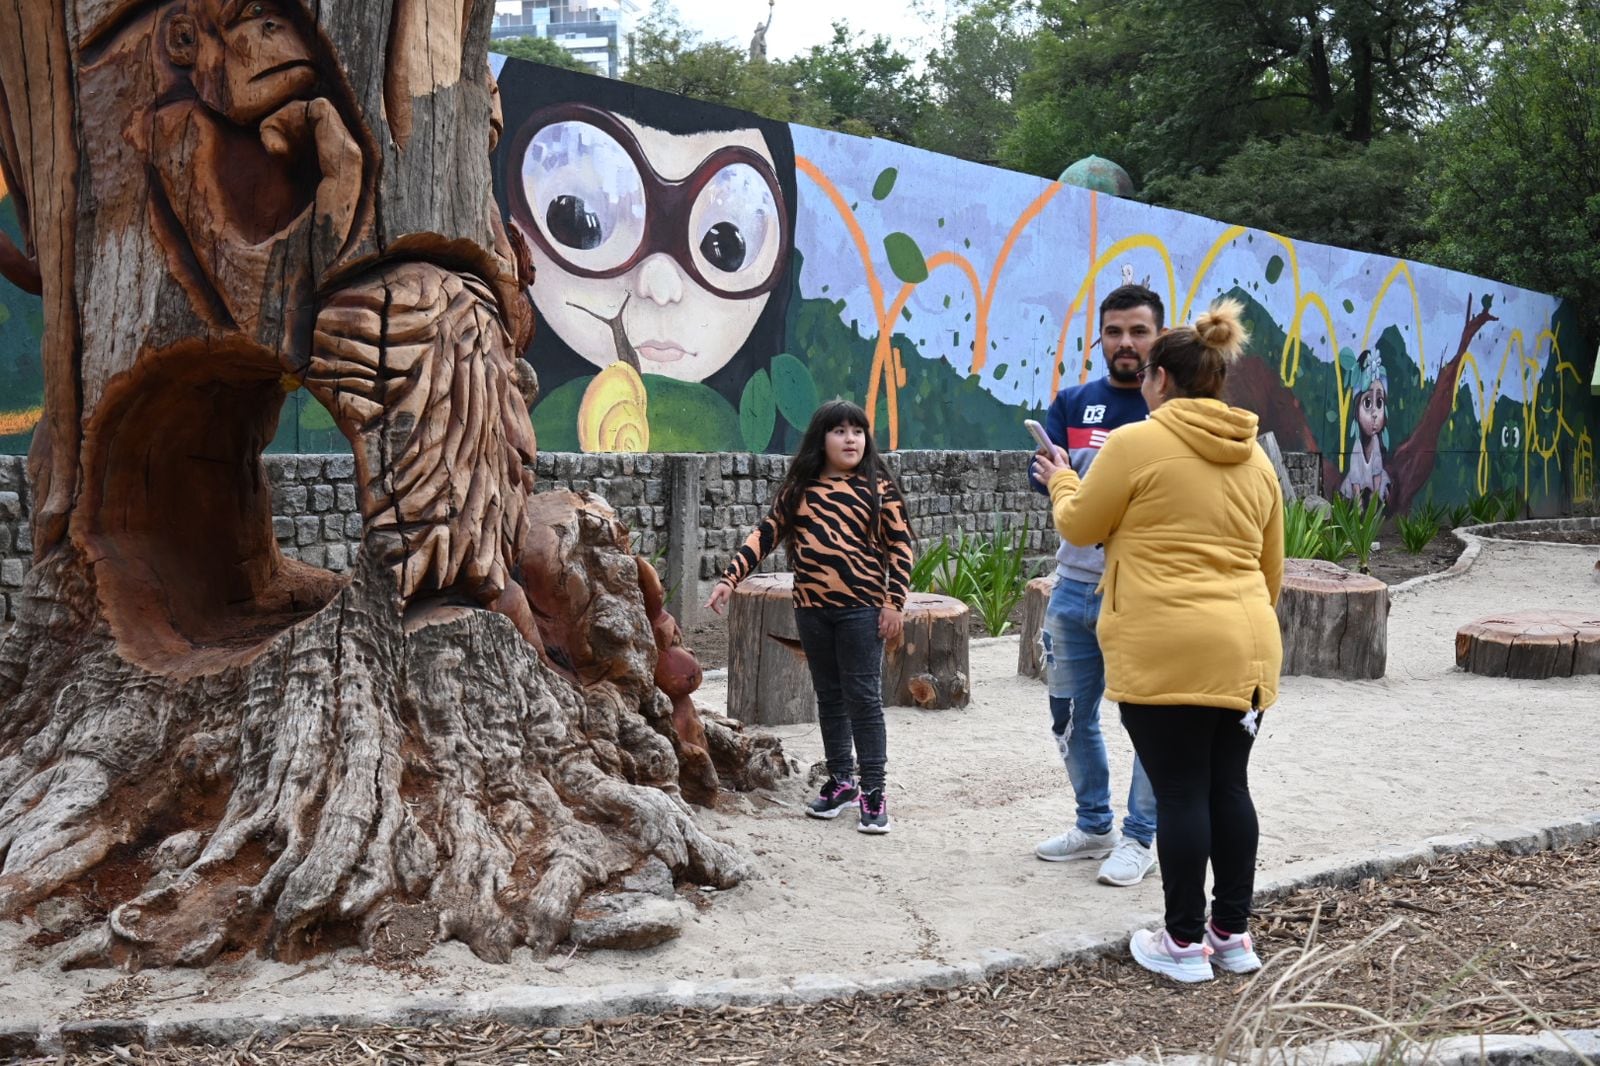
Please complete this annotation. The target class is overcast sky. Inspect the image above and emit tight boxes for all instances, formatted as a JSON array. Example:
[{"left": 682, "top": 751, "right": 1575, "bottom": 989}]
[{"left": 667, "top": 0, "right": 946, "bottom": 61}]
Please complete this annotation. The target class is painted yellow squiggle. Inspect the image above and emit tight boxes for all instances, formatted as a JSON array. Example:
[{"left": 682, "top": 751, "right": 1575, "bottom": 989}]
[
  {"left": 1361, "top": 263, "right": 1427, "bottom": 388},
  {"left": 798, "top": 155, "right": 1587, "bottom": 500},
  {"left": 1048, "top": 234, "right": 1178, "bottom": 395}
]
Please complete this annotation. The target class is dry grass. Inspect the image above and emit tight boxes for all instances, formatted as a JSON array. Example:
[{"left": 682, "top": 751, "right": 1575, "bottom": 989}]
[{"left": 26, "top": 841, "right": 1600, "bottom": 1065}]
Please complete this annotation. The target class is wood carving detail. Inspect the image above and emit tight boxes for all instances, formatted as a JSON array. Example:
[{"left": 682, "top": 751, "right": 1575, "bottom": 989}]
[{"left": 0, "top": 0, "right": 778, "bottom": 968}]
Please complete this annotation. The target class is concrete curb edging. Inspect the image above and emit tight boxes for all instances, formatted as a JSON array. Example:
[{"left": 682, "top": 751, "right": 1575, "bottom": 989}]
[
  {"left": 3, "top": 811, "right": 1597, "bottom": 1060},
  {"left": 1389, "top": 529, "right": 1484, "bottom": 596},
  {"left": 1105, "top": 1026, "right": 1600, "bottom": 1066},
  {"left": 1390, "top": 515, "right": 1598, "bottom": 597}
]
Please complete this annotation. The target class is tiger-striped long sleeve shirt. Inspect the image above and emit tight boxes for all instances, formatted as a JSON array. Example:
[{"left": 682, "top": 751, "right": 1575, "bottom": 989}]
[{"left": 720, "top": 474, "right": 914, "bottom": 610}]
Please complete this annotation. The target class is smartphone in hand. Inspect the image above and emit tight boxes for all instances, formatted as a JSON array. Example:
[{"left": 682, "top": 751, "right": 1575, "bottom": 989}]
[{"left": 1023, "top": 419, "right": 1054, "bottom": 452}]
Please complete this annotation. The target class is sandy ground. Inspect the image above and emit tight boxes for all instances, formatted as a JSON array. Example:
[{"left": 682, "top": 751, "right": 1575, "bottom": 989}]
[{"left": 1, "top": 540, "right": 1596, "bottom": 1027}]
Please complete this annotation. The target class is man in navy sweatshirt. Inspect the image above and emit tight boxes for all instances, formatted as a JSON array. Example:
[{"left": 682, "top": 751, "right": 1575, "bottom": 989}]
[{"left": 1029, "top": 284, "right": 1163, "bottom": 887}]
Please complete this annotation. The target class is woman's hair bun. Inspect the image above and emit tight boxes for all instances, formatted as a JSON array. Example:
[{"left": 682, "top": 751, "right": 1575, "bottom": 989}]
[{"left": 1194, "top": 298, "right": 1249, "bottom": 363}]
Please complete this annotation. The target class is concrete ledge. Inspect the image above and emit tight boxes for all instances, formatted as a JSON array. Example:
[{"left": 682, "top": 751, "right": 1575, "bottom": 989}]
[{"left": 8, "top": 809, "right": 1598, "bottom": 1055}]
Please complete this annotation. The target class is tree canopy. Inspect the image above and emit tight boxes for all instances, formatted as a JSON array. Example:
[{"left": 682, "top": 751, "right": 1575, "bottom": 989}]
[{"left": 489, "top": 35, "right": 589, "bottom": 72}]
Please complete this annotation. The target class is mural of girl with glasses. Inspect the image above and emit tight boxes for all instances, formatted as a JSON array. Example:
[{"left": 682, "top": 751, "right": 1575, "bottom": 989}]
[{"left": 494, "top": 62, "right": 797, "bottom": 452}]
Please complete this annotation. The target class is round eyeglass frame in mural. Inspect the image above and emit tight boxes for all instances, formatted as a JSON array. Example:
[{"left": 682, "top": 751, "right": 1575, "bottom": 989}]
[{"left": 504, "top": 101, "right": 793, "bottom": 301}]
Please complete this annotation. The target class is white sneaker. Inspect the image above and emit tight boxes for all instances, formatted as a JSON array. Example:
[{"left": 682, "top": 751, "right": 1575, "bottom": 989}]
[
  {"left": 1204, "top": 924, "right": 1263, "bottom": 974},
  {"left": 1129, "top": 928, "right": 1214, "bottom": 983},
  {"left": 1097, "top": 838, "right": 1156, "bottom": 886},
  {"left": 1034, "top": 826, "right": 1120, "bottom": 862}
]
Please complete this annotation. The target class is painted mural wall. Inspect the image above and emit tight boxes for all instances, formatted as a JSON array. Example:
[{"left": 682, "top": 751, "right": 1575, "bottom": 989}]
[
  {"left": 0, "top": 56, "right": 1594, "bottom": 512},
  {"left": 488, "top": 57, "right": 1595, "bottom": 511}
]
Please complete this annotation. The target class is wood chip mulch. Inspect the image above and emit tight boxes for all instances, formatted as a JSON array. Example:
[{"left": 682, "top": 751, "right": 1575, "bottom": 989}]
[{"left": 27, "top": 840, "right": 1600, "bottom": 1066}]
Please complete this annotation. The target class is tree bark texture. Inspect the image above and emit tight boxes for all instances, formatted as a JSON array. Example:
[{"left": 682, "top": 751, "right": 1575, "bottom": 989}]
[
  {"left": 727, "top": 573, "right": 971, "bottom": 722},
  {"left": 1276, "top": 558, "right": 1390, "bottom": 679},
  {"left": 726, "top": 573, "right": 817, "bottom": 727},
  {"left": 1455, "top": 610, "right": 1600, "bottom": 680},
  {"left": 0, "top": 0, "right": 784, "bottom": 967},
  {"left": 1016, "top": 574, "right": 1055, "bottom": 680}
]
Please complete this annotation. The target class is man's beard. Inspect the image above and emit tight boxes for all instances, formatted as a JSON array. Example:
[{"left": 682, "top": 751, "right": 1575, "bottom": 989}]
[{"left": 1107, "top": 354, "right": 1140, "bottom": 383}]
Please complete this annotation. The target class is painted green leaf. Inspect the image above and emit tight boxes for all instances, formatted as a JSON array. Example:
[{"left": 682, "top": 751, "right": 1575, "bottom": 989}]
[
  {"left": 1481, "top": 293, "right": 1494, "bottom": 311},
  {"left": 1265, "top": 255, "right": 1284, "bottom": 284},
  {"left": 883, "top": 232, "right": 929, "bottom": 283},
  {"left": 1343, "top": 299, "right": 1355, "bottom": 313},
  {"left": 901, "top": 306, "right": 912, "bottom": 321},
  {"left": 771, "top": 353, "right": 819, "bottom": 431},
  {"left": 872, "top": 167, "right": 899, "bottom": 200},
  {"left": 739, "top": 368, "right": 777, "bottom": 452},
  {"left": 994, "top": 363, "right": 1009, "bottom": 381},
  {"left": 299, "top": 397, "right": 336, "bottom": 431}
]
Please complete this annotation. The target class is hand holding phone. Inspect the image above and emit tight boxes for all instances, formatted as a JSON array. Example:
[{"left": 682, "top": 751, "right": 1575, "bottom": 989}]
[{"left": 1023, "top": 419, "right": 1054, "bottom": 452}]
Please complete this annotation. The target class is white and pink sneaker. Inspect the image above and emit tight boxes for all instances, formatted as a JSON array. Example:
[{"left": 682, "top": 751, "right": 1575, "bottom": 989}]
[
  {"left": 1129, "top": 928, "right": 1214, "bottom": 983},
  {"left": 1204, "top": 923, "right": 1263, "bottom": 974}
]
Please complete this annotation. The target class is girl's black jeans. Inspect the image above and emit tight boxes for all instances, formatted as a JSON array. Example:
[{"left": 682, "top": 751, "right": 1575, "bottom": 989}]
[{"left": 795, "top": 606, "right": 887, "bottom": 791}]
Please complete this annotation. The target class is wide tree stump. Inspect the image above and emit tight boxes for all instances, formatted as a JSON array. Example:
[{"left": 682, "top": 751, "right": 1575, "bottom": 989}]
[
  {"left": 727, "top": 573, "right": 970, "bottom": 724},
  {"left": 727, "top": 573, "right": 816, "bottom": 726},
  {"left": 882, "top": 593, "right": 971, "bottom": 709},
  {"left": 1017, "top": 574, "right": 1057, "bottom": 679},
  {"left": 1277, "top": 559, "right": 1389, "bottom": 679},
  {"left": 1455, "top": 610, "right": 1600, "bottom": 679}
]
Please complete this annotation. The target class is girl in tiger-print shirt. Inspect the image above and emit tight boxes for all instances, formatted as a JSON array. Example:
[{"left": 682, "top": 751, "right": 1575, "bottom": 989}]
[{"left": 706, "top": 400, "right": 914, "bottom": 834}]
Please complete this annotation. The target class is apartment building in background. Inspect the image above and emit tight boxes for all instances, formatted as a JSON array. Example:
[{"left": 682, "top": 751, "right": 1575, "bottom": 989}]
[{"left": 492, "top": 0, "right": 642, "bottom": 77}]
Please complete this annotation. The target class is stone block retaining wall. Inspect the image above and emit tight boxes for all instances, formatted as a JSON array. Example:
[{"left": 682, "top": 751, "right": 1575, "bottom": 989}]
[{"left": 0, "top": 449, "right": 1324, "bottom": 627}]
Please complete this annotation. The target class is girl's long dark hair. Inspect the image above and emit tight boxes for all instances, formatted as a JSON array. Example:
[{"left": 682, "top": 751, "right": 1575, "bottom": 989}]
[{"left": 773, "top": 400, "right": 906, "bottom": 560}]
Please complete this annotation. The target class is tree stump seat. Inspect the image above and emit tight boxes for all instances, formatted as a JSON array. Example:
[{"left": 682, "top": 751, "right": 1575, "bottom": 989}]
[
  {"left": 727, "top": 572, "right": 970, "bottom": 724},
  {"left": 1456, "top": 610, "right": 1600, "bottom": 679},
  {"left": 1017, "top": 574, "right": 1056, "bottom": 679},
  {"left": 1277, "top": 559, "right": 1389, "bottom": 679}
]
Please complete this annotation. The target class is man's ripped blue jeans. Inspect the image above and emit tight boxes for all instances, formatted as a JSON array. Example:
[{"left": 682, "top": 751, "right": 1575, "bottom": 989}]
[{"left": 1041, "top": 575, "right": 1157, "bottom": 846}]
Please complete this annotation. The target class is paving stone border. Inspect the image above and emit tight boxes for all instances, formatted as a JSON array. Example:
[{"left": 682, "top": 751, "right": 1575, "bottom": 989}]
[{"left": 2, "top": 811, "right": 1595, "bottom": 1059}]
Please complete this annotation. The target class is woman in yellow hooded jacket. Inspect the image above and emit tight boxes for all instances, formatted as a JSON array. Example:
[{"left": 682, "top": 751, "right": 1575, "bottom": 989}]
[{"left": 1032, "top": 298, "right": 1283, "bottom": 984}]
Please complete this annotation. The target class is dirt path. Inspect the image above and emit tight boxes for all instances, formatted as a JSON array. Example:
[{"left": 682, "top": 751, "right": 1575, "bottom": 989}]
[{"left": 1, "top": 541, "right": 1596, "bottom": 1036}]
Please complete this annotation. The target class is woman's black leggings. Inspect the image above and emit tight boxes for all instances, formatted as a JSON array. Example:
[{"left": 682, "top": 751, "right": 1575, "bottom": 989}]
[{"left": 1119, "top": 703, "right": 1259, "bottom": 944}]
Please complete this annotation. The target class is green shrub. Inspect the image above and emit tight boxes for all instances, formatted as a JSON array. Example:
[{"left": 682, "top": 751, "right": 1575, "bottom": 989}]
[
  {"left": 911, "top": 517, "right": 1031, "bottom": 637},
  {"left": 1283, "top": 499, "right": 1331, "bottom": 559},
  {"left": 1497, "top": 487, "right": 1524, "bottom": 522},
  {"left": 1396, "top": 512, "right": 1439, "bottom": 553},
  {"left": 1396, "top": 499, "right": 1448, "bottom": 553},
  {"left": 1329, "top": 492, "right": 1385, "bottom": 573},
  {"left": 1466, "top": 490, "right": 1503, "bottom": 524}
]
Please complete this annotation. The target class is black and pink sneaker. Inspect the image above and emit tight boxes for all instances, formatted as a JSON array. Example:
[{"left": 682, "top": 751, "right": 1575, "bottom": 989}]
[
  {"left": 806, "top": 775, "right": 860, "bottom": 819},
  {"left": 856, "top": 787, "right": 891, "bottom": 834}
]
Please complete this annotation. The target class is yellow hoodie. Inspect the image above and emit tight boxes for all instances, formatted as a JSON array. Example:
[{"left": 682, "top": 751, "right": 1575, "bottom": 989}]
[{"left": 1047, "top": 397, "right": 1284, "bottom": 711}]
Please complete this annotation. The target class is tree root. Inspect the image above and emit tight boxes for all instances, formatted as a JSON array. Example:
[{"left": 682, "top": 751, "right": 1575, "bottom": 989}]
[{"left": 0, "top": 503, "right": 770, "bottom": 968}]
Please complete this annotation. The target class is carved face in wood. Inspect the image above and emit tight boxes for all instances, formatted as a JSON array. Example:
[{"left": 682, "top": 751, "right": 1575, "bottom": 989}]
[
  {"left": 510, "top": 107, "right": 789, "bottom": 383},
  {"left": 167, "top": 0, "right": 318, "bottom": 125}
]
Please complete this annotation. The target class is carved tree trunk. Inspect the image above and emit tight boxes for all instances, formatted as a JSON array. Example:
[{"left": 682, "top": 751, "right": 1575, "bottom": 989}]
[
  {"left": 1276, "top": 559, "right": 1389, "bottom": 679},
  {"left": 0, "top": 0, "right": 778, "bottom": 968}
]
